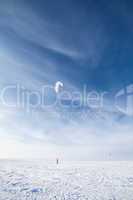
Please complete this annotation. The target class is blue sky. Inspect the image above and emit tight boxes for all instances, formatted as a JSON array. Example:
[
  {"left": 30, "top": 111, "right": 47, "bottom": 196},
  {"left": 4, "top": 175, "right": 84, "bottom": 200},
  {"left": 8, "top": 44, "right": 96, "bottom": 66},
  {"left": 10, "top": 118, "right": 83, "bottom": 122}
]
[{"left": 0, "top": 0, "right": 133, "bottom": 160}]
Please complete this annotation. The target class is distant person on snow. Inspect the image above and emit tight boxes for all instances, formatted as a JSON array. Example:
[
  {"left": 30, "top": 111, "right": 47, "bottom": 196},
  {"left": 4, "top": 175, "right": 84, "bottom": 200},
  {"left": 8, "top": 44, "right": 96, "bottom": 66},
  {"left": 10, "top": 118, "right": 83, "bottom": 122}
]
[{"left": 56, "top": 158, "right": 59, "bottom": 165}]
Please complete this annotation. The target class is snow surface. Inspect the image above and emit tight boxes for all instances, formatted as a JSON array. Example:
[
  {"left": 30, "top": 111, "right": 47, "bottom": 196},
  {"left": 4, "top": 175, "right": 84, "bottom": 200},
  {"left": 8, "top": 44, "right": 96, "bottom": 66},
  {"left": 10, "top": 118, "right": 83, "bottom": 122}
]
[{"left": 0, "top": 160, "right": 133, "bottom": 200}]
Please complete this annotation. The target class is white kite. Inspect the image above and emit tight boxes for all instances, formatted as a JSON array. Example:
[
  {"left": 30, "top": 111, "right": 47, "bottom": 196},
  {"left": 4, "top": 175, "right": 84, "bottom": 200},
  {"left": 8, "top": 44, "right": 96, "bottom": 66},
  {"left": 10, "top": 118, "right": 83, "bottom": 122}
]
[{"left": 54, "top": 81, "right": 64, "bottom": 93}]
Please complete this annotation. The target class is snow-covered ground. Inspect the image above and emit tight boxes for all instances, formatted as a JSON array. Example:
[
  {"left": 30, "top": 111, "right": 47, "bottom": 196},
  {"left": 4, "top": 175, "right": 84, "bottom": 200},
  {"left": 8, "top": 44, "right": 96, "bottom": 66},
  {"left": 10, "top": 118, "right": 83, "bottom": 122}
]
[{"left": 0, "top": 160, "right": 133, "bottom": 200}]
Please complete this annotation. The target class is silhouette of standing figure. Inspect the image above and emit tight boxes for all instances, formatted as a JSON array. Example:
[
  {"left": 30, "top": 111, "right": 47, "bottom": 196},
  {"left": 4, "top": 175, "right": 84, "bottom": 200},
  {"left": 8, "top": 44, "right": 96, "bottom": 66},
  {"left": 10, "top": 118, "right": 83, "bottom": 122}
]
[{"left": 56, "top": 158, "right": 59, "bottom": 165}]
